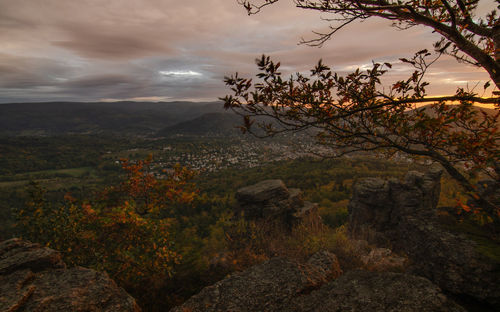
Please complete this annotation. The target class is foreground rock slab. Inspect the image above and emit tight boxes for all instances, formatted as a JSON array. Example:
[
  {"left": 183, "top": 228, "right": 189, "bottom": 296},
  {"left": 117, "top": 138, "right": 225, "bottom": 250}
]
[
  {"left": 171, "top": 251, "right": 341, "bottom": 312},
  {"left": 171, "top": 251, "right": 463, "bottom": 312},
  {"left": 288, "top": 271, "right": 465, "bottom": 312},
  {"left": 0, "top": 238, "right": 140, "bottom": 312}
]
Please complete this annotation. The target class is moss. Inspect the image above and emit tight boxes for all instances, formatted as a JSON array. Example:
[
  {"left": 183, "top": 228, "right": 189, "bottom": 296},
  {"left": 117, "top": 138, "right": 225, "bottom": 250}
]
[
  {"left": 474, "top": 237, "right": 500, "bottom": 264},
  {"left": 443, "top": 220, "right": 500, "bottom": 264}
]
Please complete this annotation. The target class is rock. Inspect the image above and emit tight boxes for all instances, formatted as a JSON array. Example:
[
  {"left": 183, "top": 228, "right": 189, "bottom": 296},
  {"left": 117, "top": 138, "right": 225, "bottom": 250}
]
[
  {"left": 348, "top": 167, "right": 443, "bottom": 245},
  {"left": 292, "top": 201, "right": 318, "bottom": 219},
  {"left": 0, "top": 238, "right": 141, "bottom": 312},
  {"left": 170, "top": 251, "right": 341, "bottom": 312},
  {"left": 360, "top": 247, "right": 407, "bottom": 272},
  {"left": 398, "top": 217, "right": 500, "bottom": 308},
  {"left": 236, "top": 180, "right": 290, "bottom": 203},
  {"left": 0, "top": 238, "right": 65, "bottom": 274},
  {"left": 288, "top": 271, "right": 466, "bottom": 312},
  {"left": 172, "top": 253, "right": 463, "bottom": 312},
  {"left": 348, "top": 169, "right": 500, "bottom": 308},
  {"left": 306, "top": 250, "right": 342, "bottom": 280},
  {"left": 235, "top": 180, "right": 318, "bottom": 225}
]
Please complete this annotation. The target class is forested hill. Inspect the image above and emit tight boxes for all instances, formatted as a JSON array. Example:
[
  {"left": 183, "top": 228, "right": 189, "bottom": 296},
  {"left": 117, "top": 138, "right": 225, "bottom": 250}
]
[
  {"left": 0, "top": 101, "right": 225, "bottom": 136},
  {"left": 1, "top": 101, "right": 496, "bottom": 137},
  {"left": 157, "top": 112, "right": 243, "bottom": 137},
  {"left": 418, "top": 104, "right": 498, "bottom": 118}
]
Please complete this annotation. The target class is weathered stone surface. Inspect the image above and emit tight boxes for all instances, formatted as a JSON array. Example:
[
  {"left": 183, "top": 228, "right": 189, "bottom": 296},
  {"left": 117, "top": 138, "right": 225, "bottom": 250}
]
[
  {"left": 170, "top": 251, "right": 341, "bottom": 312},
  {"left": 235, "top": 180, "right": 317, "bottom": 224},
  {"left": 348, "top": 166, "right": 443, "bottom": 245},
  {"left": 0, "top": 238, "right": 141, "bottom": 312},
  {"left": 172, "top": 253, "right": 463, "bottom": 312},
  {"left": 288, "top": 271, "right": 466, "bottom": 312},
  {"left": 0, "top": 269, "right": 36, "bottom": 312},
  {"left": 0, "top": 238, "right": 65, "bottom": 274},
  {"left": 398, "top": 217, "right": 500, "bottom": 308},
  {"left": 348, "top": 169, "right": 500, "bottom": 308},
  {"left": 360, "top": 247, "right": 408, "bottom": 272},
  {"left": 306, "top": 250, "right": 342, "bottom": 280},
  {"left": 288, "top": 188, "right": 305, "bottom": 209},
  {"left": 236, "top": 179, "right": 290, "bottom": 203}
]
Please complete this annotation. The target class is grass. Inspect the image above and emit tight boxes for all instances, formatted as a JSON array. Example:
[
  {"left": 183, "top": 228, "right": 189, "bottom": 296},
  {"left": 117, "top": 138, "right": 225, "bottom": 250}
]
[
  {"left": 0, "top": 167, "right": 95, "bottom": 186},
  {"left": 0, "top": 180, "right": 32, "bottom": 188}
]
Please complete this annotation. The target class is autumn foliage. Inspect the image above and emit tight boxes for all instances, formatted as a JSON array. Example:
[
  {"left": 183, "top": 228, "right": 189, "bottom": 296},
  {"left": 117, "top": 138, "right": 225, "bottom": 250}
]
[
  {"left": 16, "top": 157, "right": 197, "bottom": 307},
  {"left": 118, "top": 156, "right": 197, "bottom": 216}
]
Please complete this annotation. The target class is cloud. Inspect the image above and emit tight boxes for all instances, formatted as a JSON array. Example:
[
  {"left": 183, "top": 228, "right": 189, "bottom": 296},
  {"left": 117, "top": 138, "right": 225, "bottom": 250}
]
[
  {"left": 53, "top": 27, "right": 176, "bottom": 60},
  {"left": 0, "top": 0, "right": 495, "bottom": 103},
  {"left": 159, "top": 70, "right": 203, "bottom": 77},
  {"left": 62, "top": 74, "right": 135, "bottom": 88},
  {"left": 0, "top": 54, "right": 74, "bottom": 88}
]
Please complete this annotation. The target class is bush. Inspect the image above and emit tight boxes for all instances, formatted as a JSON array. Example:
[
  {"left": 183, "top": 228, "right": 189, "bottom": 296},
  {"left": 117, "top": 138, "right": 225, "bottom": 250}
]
[{"left": 15, "top": 157, "right": 197, "bottom": 310}]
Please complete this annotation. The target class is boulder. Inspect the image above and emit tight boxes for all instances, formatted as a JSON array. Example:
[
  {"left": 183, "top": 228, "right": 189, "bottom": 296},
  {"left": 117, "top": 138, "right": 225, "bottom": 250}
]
[
  {"left": 0, "top": 238, "right": 140, "bottom": 312},
  {"left": 360, "top": 247, "right": 408, "bottom": 272},
  {"left": 288, "top": 271, "right": 465, "bottom": 312},
  {"left": 236, "top": 180, "right": 290, "bottom": 204},
  {"left": 170, "top": 251, "right": 341, "bottom": 312},
  {"left": 235, "top": 180, "right": 317, "bottom": 224},
  {"left": 171, "top": 252, "right": 463, "bottom": 312},
  {"left": 348, "top": 169, "right": 500, "bottom": 308},
  {"left": 0, "top": 238, "right": 65, "bottom": 274}
]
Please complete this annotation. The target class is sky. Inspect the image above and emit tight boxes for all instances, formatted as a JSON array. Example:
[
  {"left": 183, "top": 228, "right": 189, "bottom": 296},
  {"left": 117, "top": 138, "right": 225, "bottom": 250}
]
[{"left": 0, "top": 0, "right": 494, "bottom": 103}]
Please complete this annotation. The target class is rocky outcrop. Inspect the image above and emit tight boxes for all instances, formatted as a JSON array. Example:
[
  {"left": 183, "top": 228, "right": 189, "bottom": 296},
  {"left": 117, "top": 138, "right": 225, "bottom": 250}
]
[
  {"left": 348, "top": 167, "right": 442, "bottom": 245},
  {"left": 289, "top": 270, "right": 465, "bottom": 312},
  {"left": 348, "top": 168, "right": 500, "bottom": 308},
  {"left": 171, "top": 251, "right": 341, "bottom": 312},
  {"left": 171, "top": 251, "right": 464, "bottom": 312},
  {"left": 235, "top": 180, "right": 317, "bottom": 224},
  {"left": 170, "top": 172, "right": 476, "bottom": 312},
  {"left": 0, "top": 238, "right": 140, "bottom": 312}
]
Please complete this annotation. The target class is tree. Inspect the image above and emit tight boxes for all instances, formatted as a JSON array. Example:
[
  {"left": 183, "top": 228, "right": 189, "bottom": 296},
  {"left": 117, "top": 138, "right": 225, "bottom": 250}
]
[
  {"left": 222, "top": 0, "right": 500, "bottom": 218},
  {"left": 16, "top": 158, "right": 198, "bottom": 308},
  {"left": 119, "top": 156, "right": 197, "bottom": 216}
]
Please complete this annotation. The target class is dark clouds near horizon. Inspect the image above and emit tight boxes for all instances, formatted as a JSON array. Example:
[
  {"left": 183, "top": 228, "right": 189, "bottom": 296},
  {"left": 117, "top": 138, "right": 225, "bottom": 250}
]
[{"left": 0, "top": 0, "right": 493, "bottom": 103}]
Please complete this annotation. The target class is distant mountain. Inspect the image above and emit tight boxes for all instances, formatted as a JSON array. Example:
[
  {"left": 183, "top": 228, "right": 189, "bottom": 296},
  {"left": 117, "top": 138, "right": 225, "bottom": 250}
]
[
  {"left": 2, "top": 101, "right": 495, "bottom": 137},
  {"left": 0, "top": 101, "right": 224, "bottom": 136},
  {"left": 417, "top": 104, "right": 498, "bottom": 118},
  {"left": 157, "top": 112, "right": 244, "bottom": 137}
]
